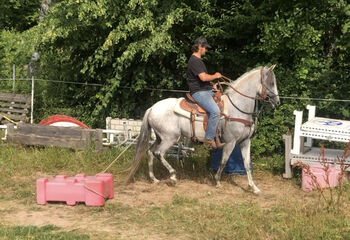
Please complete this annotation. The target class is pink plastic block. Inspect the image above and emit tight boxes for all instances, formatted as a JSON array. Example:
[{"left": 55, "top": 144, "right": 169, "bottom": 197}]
[
  {"left": 36, "top": 173, "right": 114, "bottom": 206},
  {"left": 302, "top": 165, "right": 341, "bottom": 191}
]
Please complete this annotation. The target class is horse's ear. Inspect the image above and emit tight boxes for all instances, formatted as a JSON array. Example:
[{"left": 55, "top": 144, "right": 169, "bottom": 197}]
[{"left": 268, "top": 64, "right": 276, "bottom": 72}]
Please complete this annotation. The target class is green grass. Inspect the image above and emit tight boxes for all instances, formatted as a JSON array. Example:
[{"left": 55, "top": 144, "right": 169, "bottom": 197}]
[
  {"left": 0, "top": 224, "right": 89, "bottom": 239},
  {"left": 1, "top": 140, "right": 350, "bottom": 239},
  {"left": 0, "top": 142, "right": 135, "bottom": 201},
  {"left": 119, "top": 195, "right": 349, "bottom": 240},
  {"left": 68, "top": 193, "right": 350, "bottom": 240}
]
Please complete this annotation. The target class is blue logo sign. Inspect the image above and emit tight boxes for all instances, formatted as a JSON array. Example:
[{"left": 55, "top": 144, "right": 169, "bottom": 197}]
[{"left": 315, "top": 120, "right": 343, "bottom": 126}]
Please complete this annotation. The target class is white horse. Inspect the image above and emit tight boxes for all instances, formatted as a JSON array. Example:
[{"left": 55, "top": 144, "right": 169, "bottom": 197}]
[{"left": 127, "top": 65, "right": 280, "bottom": 194}]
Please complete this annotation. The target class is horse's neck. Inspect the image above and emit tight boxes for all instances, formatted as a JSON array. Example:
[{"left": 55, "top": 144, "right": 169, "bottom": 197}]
[{"left": 225, "top": 70, "right": 260, "bottom": 118}]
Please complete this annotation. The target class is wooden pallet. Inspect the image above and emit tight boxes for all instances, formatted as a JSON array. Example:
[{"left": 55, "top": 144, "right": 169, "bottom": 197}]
[{"left": 0, "top": 92, "right": 31, "bottom": 124}]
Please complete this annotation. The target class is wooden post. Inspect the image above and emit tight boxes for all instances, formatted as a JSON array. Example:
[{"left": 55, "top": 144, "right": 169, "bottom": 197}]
[
  {"left": 283, "top": 134, "right": 293, "bottom": 178},
  {"left": 94, "top": 129, "right": 103, "bottom": 151}
]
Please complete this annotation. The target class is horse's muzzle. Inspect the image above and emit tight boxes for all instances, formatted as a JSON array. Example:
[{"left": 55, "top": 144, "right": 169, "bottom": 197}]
[{"left": 270, "top": 97, "right": 280, "bottom": 109}]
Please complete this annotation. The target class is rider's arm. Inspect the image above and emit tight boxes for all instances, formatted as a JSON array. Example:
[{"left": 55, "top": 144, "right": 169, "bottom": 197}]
[{"left": 198, "top": 72, "right": 222, "bottom": 82}]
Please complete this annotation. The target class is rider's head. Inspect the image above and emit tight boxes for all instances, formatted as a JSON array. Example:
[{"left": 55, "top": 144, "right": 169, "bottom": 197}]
[{"left": 192, "top": 37, "right": 211, "bottom": 56}]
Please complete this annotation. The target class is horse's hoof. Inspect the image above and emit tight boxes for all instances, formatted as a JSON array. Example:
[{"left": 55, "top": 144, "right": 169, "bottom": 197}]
[
  {"left": 253, "top": 189, "right": 262, "bottom": 195},
  {"left": 216, "top": 182, "right": 222, "bottom": 188},
  {"left": 151, "top": 179, "right": 160, "bottom": 184},
  {"left": 170, "top": 174, "right": 177, "bottom": 182},
  {"left": 165, "top": 178, "right": 177, "bottom": 187}
]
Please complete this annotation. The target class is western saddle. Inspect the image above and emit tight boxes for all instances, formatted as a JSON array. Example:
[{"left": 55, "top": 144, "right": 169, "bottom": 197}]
[
  {"left": 178, "top": 87, "right": 254, "bottom": 145},
  {"left": 179, "top": 91, "right": 224, "bottom": 143}
]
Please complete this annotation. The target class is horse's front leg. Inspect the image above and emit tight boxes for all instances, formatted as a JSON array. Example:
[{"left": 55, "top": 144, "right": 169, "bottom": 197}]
[
  {"left": 240, "top": 139, "right": 261, "bottom": 195},
  {"left": 215, "top": 141, "right": 236, "bottom": 188}
]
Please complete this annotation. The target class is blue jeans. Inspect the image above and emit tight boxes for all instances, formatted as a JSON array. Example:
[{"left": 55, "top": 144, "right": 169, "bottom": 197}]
[{"left": 192, "top": 90, "right": 220, "bottom": 140}]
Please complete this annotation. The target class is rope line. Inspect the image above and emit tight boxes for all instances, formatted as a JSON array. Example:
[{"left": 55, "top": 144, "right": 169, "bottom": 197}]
[
  {"left": 0, "top": 78, "right": 188, "bottom": 93},
  {"left": 83, "top": 184, "right": 108, "bottom": 199},
  {"left": 1, "top": 78, "right": 350, "bottom": 102},
  {"left": 100, "top": 135, "right": 139, "bottom": 174}
]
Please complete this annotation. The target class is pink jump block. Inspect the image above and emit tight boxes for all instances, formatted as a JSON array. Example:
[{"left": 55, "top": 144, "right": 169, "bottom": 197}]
[
  {"left": 302, "top": 165, "right": 341, "bottom": 192},
  {"left": 36, "top": 173, "right": 114, "bottom": 206}
]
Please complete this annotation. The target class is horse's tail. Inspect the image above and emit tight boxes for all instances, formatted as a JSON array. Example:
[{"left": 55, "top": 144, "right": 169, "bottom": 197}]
[{"left": 125, "top": 108, "right": 152, "bottom": 184}]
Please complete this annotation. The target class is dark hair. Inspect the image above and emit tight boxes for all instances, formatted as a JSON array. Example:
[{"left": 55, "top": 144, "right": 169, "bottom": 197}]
[{"left": 192, "top": 44, "right": 199, "bottom": 52}]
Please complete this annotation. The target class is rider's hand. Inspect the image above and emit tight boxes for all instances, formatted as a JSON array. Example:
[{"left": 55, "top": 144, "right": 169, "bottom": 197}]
[{"left": 214, "top": 72, "right": 222, "bottom": 79}]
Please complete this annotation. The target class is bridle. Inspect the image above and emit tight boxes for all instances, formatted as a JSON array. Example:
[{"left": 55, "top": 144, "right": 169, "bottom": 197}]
[
  {"left": 212, "top": 67, "right": 279, "bottom": 132},
  {"left": 213, "top": 67, "right": 279, "bottom": 119}
]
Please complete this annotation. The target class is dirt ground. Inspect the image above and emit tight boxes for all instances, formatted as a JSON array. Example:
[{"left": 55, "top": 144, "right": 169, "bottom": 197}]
[{"left": 0, "top": 173, "right": 311, "bottom": 239}]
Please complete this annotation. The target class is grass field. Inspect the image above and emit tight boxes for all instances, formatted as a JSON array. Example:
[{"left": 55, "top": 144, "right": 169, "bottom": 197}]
[{"left": 0, "top": 140, "right": 350, "bottom": 240}]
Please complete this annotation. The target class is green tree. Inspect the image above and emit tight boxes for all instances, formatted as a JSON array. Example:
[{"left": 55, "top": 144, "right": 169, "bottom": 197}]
[{"left": 0, "top": 0, "right": 42, "bottom": 31}]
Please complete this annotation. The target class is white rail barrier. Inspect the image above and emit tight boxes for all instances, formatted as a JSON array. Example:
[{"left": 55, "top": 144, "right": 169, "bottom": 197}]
[{"left": 105, "top": 117, "right": 194, "bottom": 159}]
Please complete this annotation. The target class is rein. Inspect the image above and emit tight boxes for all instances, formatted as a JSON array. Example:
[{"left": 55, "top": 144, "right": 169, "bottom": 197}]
[
  {"left": 226, "top": 93, "right": 263, "bottom": 116},
  {"left": 220, "top": 68, "right": 268, "bottom": 101}
]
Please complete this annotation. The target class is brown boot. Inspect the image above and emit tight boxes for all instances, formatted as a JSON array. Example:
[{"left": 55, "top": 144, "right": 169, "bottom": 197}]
[
  {"left": 215, "top": 135, "right": 225, "bottom": 149},
  {"left": 205, "top": 138, "right": 217, "bottom": 149}
]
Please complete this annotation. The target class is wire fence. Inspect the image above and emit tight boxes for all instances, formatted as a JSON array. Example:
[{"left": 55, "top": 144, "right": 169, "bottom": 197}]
[{"left": 1, "top": 77, "right": 350, "bottom": 103}]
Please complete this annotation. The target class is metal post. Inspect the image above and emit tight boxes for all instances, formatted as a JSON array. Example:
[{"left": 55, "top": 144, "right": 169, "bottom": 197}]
[
  {"left": 12, "top": 64, "right": 15, "bottom": 92},
  {"left": 31, "top": 76, "right": 34, "bottom": 124},
  {"left": 255, "top": 100, "right": 258, "bottom": 124}
]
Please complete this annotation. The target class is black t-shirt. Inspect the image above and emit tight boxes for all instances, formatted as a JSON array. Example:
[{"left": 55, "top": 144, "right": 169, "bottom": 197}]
[{"left": 186, "top": 55, "right": 211, "bottom": 95}]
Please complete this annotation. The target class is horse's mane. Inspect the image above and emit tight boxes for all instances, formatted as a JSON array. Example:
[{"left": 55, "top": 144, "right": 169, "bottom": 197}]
[{"left": 225, "top": 66, "right": 263, "bottom": 94}]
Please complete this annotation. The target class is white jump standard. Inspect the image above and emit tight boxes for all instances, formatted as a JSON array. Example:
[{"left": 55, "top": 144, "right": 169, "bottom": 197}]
[{"left": 284, "top": 105, "right": 350, "bottom": 178}]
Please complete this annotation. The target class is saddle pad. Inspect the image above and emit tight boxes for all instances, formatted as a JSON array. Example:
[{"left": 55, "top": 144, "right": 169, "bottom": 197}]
[{"left": 174, "top": 97, "right": 228, "bottom": 121}]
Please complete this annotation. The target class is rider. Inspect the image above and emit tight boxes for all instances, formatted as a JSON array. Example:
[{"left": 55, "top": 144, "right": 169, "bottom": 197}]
[{"left": 186, "top": 37, "right": 225, "bottom": 149}]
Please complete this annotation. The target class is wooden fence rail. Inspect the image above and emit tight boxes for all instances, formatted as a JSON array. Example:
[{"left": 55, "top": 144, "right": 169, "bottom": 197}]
[{"left": 7, "top": 123, "right": 103, "bottom": 151}]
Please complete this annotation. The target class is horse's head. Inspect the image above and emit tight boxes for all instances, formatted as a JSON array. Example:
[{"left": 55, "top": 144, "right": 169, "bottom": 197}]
[{"left": 261, "top": 65, "right": 280, "bottom": 108}]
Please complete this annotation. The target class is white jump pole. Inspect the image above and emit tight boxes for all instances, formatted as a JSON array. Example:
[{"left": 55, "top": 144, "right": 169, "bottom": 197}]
[{"left": 291, "top": 110, "right": 303, "bottom": 155}]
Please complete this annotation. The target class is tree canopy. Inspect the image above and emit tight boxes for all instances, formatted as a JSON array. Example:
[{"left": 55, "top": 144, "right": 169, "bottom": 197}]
[{"left": 1, "top": 0, "right": 350, "bottom": 158}]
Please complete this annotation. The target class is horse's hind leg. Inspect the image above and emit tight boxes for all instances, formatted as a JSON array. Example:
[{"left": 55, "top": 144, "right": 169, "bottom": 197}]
[
  {"left": 147, "top": 149, "right": 159, "bottom": 183},
  {"left": 147, "top": 136, "right": 162, "bottom": 183},
  {"left": 153, "top": 137, "right": 178, "bottom": 183},
  {"left": 240, "top": 139, "right": 261, "bottom": 194}
]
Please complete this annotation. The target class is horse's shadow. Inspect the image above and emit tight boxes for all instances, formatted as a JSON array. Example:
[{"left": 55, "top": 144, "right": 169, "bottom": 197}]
[
  {"left": 208, "top": 172, "right": 253, "bottom": 193},
  {"left": 227, "top": 175, "right": 252, "bottom": 193}
]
